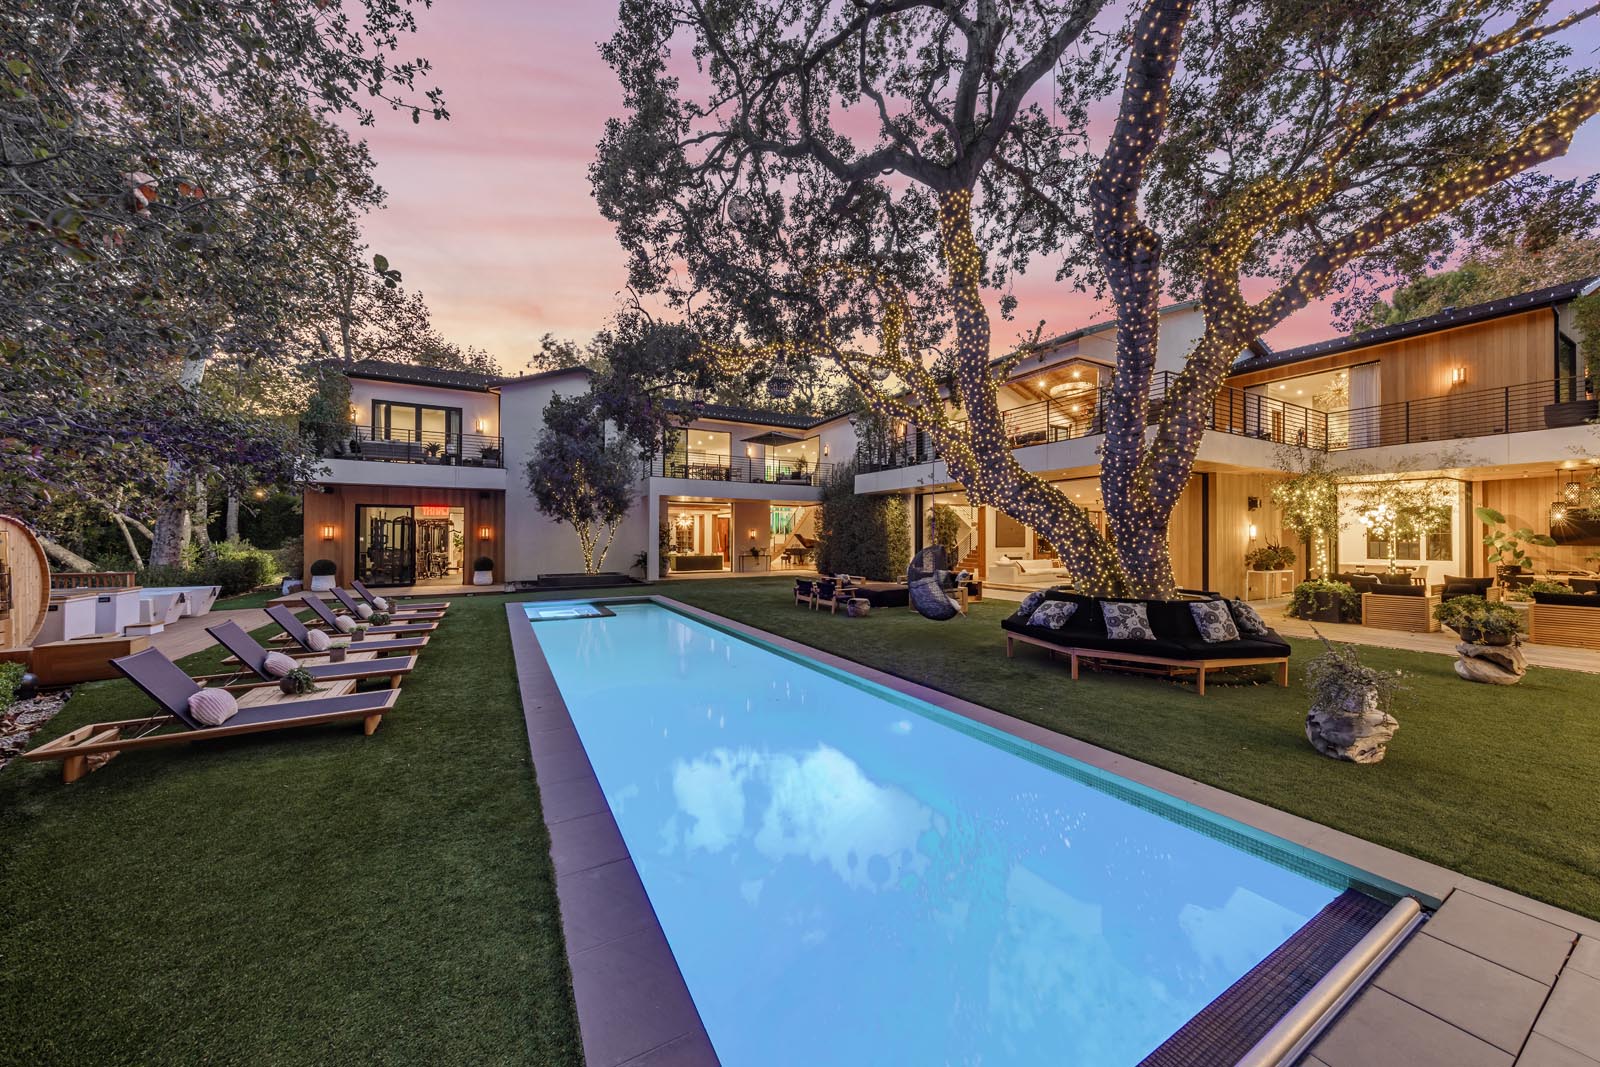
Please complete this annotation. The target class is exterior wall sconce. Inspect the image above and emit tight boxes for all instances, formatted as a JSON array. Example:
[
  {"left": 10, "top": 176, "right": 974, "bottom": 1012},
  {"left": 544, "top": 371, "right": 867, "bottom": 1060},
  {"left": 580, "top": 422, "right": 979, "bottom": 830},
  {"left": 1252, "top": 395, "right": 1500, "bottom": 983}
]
[
  {"left": 1248, "top": 523, "right": 1258, "bottom": 541},
  {"left": 477, "top": 525, "right": 493, "bottom": 541},
  {"left": 320, "top": 523, "right": 337, "bottom": 541},
  {"left": 474, "top": 417, "right": 488, "bottom": 434},
  {"left": 745, "top": 445, "right": 754, "bottom": 458},
  {"left": 823, "top": 443, "right": 830, "bottom": 457},
  {"left": 349, "top": 403, "right": 359, "bottom": 421},
  {"left": 1451, "top": 366, "right": 1467, "bottom": 386}
]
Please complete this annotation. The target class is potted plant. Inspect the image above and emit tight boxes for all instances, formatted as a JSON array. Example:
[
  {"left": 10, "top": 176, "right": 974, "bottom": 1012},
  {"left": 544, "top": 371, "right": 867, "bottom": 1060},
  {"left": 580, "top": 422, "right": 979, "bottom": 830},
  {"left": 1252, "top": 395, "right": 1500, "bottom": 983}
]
[
  {"left": 350, "top": 622, "right": 370, "bottom": 641},
  {"left": 1286, "top": 578, "right": 1358, "bottom": 622},
  {"left": 327, "top": 636, "right": 350, "bottom": 663},
  {"left": 1245, "top": 542, "right": 1296, "bottom": 571},
  {"left": 1476, "top": 507, "right": 1556, "bottom": 581},
  {"left": 279, "top": 666, "right": 322, "bottom": 696},
  {"left": 368, "top": 611, "right": 392, "bottom": 626},
  {"left": 472, "top": 556, "right": 495, "bottom": 586},
  {"left": 1303, "top": 631, "right": 1403, "bottom": 763},
  {"left": 1433, "top": 595, "right": 1528, "bottom": 684},
  {"left": 309, "top": 558, "right": 337, "bottom": 592}
]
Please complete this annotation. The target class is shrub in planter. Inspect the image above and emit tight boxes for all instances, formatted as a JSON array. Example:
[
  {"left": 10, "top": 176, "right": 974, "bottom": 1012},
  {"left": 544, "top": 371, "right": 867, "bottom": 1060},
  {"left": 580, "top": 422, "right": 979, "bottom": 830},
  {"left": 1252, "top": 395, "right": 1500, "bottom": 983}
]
[
  {"left": 368, "top": 611, "right": 391, "bottom": 626},
  {"left": 279, "top": 667, "right": 322, "bottom": 696},
  {"left": 1303, "top": 631, "right": 1403, "bottom": 763},
  {"left": 1286, "top": 578, "right": 1359, "bottom": 622},
  {"left": 309, "top": 558, "right": 337, "bottom": 591},
  {"left": 1245, "top": 542, "right": 1297, "bottom": 571},
  {"left": 1434, "top": 595, "right": 1528, "bottom": 684},
  {"left": 472, "top": 556, "right": 495, "bottom": 585}
]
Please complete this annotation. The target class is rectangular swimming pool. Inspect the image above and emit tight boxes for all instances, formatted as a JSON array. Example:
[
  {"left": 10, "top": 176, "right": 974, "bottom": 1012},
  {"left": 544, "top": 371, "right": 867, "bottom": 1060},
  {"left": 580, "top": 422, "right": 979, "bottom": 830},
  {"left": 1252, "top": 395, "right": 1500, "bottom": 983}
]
[{"left": 525, "top": 600, "right": 1389, "bottom": 1065}]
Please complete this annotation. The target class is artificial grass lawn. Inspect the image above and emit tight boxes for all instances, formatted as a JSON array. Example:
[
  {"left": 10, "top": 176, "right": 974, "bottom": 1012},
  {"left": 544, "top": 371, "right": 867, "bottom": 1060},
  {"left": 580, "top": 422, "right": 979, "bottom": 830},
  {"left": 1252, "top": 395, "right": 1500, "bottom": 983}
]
[
  {"left": 213, "top": 586, "right": 286, "bottom": 610},
  {"left": 4, "top": 579, "right": 1599, "bottom": 1064}
]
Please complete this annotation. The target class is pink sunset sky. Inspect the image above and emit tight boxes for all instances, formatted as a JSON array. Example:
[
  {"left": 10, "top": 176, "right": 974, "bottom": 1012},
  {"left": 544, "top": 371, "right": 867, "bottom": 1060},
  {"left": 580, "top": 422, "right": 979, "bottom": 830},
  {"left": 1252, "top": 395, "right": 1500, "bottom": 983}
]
[{"left": 357, "top": 4, "right": 1600, "bottom": 376}]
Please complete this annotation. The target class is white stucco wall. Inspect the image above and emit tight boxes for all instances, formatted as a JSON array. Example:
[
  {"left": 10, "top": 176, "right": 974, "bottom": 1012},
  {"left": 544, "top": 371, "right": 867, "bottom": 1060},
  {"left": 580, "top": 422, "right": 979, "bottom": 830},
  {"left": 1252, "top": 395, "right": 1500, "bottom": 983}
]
[{"left": 348, "top": 377, "right": 500, "bottom": 439}]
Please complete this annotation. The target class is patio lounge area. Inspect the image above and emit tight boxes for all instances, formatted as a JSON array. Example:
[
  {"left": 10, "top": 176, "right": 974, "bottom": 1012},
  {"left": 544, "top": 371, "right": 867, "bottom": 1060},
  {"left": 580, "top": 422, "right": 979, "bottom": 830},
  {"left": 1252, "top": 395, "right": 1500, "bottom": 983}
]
[{"left": 5, "top": 578, "right": 1600, "bottom": 1065}]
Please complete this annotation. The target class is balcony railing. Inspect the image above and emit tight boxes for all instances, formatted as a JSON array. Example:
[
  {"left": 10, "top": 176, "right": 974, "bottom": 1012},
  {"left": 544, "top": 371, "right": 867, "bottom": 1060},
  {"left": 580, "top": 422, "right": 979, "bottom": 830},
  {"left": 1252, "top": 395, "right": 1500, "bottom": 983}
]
[
  {"left": 328, "top": 426, "right": 505, "bottom": 468},
  {"left": 856, "top": 373, "right": 1589, "bottom": 472},
  {"left": 648, "top": 449, "right": 836, "bottom": 487}
]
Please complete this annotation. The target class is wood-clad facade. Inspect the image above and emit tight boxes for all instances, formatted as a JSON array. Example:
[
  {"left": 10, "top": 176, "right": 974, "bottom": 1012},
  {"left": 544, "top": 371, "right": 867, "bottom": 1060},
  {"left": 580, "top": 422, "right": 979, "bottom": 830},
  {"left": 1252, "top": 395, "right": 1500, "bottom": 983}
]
[{"left": 301, "top": 485, "right": 505, "bottom": 588}]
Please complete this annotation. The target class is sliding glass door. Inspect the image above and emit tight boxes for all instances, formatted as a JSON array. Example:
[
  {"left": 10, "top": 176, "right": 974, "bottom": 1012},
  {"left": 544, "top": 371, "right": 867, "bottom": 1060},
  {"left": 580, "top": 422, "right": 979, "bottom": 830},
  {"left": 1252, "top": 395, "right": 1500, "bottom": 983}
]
[
  {"left": 356, "top": 505, "right": 415, "bottom": 586},
  {"left": 372, "top": 401, "right": 464, "bottom": 460}
]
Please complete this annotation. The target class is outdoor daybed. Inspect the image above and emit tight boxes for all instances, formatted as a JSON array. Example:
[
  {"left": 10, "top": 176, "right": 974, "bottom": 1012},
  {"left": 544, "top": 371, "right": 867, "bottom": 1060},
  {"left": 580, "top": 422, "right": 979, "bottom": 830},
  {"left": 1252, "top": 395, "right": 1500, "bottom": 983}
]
[{"left": 1000, "top": 590, "right": 1291, "bottom": 695}]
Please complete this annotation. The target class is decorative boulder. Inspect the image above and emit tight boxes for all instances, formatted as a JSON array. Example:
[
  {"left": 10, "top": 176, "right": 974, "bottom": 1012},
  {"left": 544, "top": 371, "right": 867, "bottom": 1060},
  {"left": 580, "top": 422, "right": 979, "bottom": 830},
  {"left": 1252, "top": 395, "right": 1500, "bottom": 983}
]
[
  {"left": 846, "top": 598, "right": 871, "bottom": 618},
  {"left": 1306, "top": 688, "right": 1399, "bottom": 764},
  {"left": 1453, "top": 641, "right": 1527, "bottom": 685}
]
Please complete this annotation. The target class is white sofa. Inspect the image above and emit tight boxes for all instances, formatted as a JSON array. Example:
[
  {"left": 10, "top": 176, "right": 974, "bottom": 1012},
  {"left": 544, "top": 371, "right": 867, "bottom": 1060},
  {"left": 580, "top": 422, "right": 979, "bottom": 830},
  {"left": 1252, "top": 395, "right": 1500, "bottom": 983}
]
[{"left": 989, "top": 556, "right": 1071, "bottom": 583}]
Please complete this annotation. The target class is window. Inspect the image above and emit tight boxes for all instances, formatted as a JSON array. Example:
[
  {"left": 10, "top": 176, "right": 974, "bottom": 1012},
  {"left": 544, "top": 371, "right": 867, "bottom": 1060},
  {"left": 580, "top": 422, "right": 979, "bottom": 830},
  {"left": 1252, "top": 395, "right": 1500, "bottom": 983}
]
[
  {"left": 372, "top": 400, "right": 462, "bottom": 458},
  {"left": 1426, "top": 531, "right": 1453, "bottom": 561},
  {"left": 664, "top": 429, "right": 732, "bottom": 477},
  {"left": 1557, "top": 332, "right": 1580, "bottom": 401},
  {"left": 1366, "top": 535, "right": 1388, "bottom": 560},
  {"left": 1393, "top": 538, "right": 1420, "bottom": 561}
]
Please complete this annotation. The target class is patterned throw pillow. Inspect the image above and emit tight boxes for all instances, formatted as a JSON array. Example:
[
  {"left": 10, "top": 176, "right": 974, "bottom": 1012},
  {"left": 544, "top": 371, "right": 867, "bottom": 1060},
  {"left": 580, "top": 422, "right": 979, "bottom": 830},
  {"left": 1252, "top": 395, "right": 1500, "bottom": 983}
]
[
  {"left": 1227, "top": 598, "right": 1270, "bottom": 636},
  {"left": 1190, "top": 600, "right": 1240, "bottom": 643},
  {"left": 187, "top": 687, "right": 239, "bottom": 727},
  {"left": 305, "top": 628, "right": 332, "bottom": 652},
  {"left": 1015, "top": 590, "right": 1048, "bottom": 618},
  {"left": 333, "top": 614, "right": 356, "bottom": 634},
  {"left": 1026, "top": 600, "right": 1079, "bottom": 630},
  {"left": 1101, "top": 601, "right": 1156, "bottom": 640},
  {"left": 355, "top": 602, "right": 374, "bottom": 620},
  {"left": 262, "top": 651, "right": 299, "bottom": 678}
]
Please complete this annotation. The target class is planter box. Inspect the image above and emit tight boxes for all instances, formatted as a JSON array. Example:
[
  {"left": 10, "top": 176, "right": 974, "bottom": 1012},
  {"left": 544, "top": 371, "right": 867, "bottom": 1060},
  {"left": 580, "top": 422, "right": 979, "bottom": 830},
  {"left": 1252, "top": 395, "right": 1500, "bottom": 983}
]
[
  {"left": 310, "top": 574, "right": 336, "bottom": 592},
  {"left": 1308, "top": 591, "right": 1343, "bottom": 623},
  {"left": 1544, "top": 400, "right": 1597, "bottom": 429},
  {"left": 472, "top": 570, "right": 495, "bottom": 586}
]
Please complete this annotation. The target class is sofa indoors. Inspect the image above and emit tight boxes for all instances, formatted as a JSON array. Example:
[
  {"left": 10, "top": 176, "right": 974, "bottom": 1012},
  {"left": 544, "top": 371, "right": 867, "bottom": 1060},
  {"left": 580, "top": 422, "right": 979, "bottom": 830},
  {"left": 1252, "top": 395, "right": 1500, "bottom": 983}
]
[
  {"left": 990, "top": 555, "right": 1071, "bottom": 583},
  {"left": 1000, "top": 590, "right": 1291, "bottom": 695}
]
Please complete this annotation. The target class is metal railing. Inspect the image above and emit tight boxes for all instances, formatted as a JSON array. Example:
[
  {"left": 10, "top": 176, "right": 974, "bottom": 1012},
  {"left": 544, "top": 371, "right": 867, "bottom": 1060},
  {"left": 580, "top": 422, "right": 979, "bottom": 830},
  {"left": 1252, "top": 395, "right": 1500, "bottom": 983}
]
[
  {"left": 857, "top": 372, "right": 1590, "bottom": 471},
  {"left": 648, "top": 449, "right": 836, "bottom": 486},
  {"left": 330, "top": 426, "right": 506, "bottom": 468}
]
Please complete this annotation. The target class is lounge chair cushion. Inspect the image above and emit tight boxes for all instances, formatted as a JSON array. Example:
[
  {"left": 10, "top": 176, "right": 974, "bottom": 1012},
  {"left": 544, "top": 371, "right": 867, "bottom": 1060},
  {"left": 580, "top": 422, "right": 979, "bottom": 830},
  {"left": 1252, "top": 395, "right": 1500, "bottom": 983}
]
[
  {"left": 355, "top": 602, "right": 374, "bottom": 620},
  {"left": 305, "top": 628, "right": 332, "bottom": 652},
  {"left": 188, "top": 688, "right": 239, "bottom": 726},
  {"left": 1190, "top": 600, "right": 1240, "bottom": 643},
  {"left": 1026, "top": 601, "right": 1078, "bottom": 629},
  {"left": 373, "top": 596, "right": 390, "bottom": 611},
  {"left": 1227, "top": 598, "right": 1270, "bottom": 636},
  {"left": 262, "top": 651, "right": 299, "bottom": 678},
  {"left": 333, "top": 614, "right": 356, "bottom": 633},
  {"left": 1102, "top": 601, "right": 1156, "bottom": 641}
]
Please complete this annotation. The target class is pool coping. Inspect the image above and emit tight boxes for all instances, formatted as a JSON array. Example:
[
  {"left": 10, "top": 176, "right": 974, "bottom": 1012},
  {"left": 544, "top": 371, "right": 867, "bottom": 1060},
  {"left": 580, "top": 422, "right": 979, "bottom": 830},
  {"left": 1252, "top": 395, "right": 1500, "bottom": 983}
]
[{"left": 507, "top": 596, "right": 1600, "bottom": 1067}]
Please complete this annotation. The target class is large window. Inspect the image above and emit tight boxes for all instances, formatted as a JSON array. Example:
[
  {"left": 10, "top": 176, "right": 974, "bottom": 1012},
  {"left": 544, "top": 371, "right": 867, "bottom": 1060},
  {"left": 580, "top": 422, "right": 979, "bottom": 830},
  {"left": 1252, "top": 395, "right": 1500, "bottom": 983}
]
[
  {"left": 372, "top": 400, "right": 463, "bottom": 458},
  {"left": 1558, "top": 332, "right": 1581, "bottom": 401},
  {"left": 664, "top": 429, "right": 732, "bottom": 478}
]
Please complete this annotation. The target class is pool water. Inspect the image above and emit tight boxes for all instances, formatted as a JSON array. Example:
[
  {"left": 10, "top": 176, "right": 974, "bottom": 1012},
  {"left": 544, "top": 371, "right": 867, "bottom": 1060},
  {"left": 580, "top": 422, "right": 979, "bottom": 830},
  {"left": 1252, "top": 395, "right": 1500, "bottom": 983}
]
[{"left": 528, "top": 602, "right": 1349, "bottom": 1065}]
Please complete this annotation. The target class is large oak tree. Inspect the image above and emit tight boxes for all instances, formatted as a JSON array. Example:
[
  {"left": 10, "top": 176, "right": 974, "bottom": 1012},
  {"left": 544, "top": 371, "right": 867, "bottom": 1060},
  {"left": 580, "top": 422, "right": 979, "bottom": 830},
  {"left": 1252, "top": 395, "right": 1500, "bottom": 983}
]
[{"left": 594, "top": 0, "right": 1600, "bottom": 596}]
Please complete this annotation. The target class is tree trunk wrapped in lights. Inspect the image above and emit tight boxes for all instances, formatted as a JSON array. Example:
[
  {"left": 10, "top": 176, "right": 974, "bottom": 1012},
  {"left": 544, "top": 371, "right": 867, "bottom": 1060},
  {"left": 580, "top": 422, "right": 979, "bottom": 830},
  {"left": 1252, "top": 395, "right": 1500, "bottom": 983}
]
[{"left": 594, "top": 0, "right": 1600, "bottom": 599}]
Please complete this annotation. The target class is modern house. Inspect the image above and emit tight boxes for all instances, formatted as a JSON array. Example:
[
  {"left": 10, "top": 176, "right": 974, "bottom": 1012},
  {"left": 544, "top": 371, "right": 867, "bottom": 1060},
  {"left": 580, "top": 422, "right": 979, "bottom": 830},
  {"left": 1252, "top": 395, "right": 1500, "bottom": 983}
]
[{"left": 301, "top": 276, "right": 1600, "bottom": 594}]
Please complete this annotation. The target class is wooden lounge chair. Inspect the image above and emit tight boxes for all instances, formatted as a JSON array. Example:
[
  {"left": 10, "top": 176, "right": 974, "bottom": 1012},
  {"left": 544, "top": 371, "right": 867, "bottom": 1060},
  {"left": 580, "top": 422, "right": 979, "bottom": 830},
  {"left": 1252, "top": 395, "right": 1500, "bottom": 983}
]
[
  {"left": 330, "top": 587, "right": 445, "bottom": 621},
  {"left": 351, "top": 579, "right": 450, "bottom": 612},
  {"left": 201, "top": 621, "right": 415, "bottom": 690},
  {"left": 300, "top": 594, "right": 438, "bottom": 637},
  {"left": 23, "top": 648, "right": 399, "bottom": 784},
  {"left": 263, "top": 604, "right": 429, "bottom": 657}
]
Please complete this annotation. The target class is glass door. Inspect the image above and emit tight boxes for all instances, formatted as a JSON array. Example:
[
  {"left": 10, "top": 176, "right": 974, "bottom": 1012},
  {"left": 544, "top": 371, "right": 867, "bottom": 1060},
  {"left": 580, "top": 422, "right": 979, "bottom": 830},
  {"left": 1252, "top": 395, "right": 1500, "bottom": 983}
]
[{"left": 356, "top": 505, "right": 416, "bottom": 586}]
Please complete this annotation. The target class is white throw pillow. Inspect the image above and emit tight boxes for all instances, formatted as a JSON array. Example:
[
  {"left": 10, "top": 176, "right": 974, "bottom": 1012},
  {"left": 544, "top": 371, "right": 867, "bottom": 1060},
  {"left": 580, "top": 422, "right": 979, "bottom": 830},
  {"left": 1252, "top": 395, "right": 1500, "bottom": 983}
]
[
  {"left": 187, "top": 688, "right": 238, "bottom": 727},
  {"left": 333, "top": 614, "right": 356, "bottom": 633},
  {"left": 305, "top": 628, "right": 331, "bottom": 652},
  {"left": 355, "top": 602, "right": 374, "bottom": 620},
  {"left": 262, "top": 651, "right": 299, "bottom": 678},
  {"left": 373, "top": 597, "right": 390, "bottom": 611}
]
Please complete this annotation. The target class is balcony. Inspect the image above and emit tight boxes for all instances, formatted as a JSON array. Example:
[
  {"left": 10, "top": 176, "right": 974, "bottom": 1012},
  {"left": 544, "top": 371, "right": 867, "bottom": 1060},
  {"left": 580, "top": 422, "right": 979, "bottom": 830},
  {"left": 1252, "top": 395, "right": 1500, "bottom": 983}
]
[
  {"left": 648, "top": 450, "right": 839, "bottom": 487},
  {"left": 327, "top": 426, "right": 505, "bottom": 468},
  {"left": 856, "top": 373, "right": 1588, "bottom": 472}
]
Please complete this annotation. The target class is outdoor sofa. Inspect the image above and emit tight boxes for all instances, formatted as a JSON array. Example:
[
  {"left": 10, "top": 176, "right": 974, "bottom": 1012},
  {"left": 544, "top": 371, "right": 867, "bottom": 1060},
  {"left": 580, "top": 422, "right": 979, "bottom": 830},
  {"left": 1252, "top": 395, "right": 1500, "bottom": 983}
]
[
  {"left": 1000, "top": 590, "right": 1291, "bottom": 696},
  {"left": 1529, "top": 589, "right": 1600, "bottom": 650},
  {"left": 1358, "top": 585, "right": 1440, "bottom": 632}
]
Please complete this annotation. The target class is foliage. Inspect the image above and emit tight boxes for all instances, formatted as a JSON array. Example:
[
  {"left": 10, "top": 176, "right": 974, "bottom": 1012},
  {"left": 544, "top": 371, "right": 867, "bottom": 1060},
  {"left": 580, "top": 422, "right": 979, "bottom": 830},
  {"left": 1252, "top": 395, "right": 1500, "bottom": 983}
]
[
  {"left": 301, "top": 370, "right": 355, "bottom": 457},
  {"left": 1353, "top": 479, "right": 1455, "bottom": 561},
  {"left": 930, "top": 505, "right": 965, "bottom": 565},
  {"left": 1245, "top": 543, "right": 1297, "bottom": 570},
  {"left": 310, "top": 559, "right": 338, "bottom": 577},
  {"left": 0, "top": 660, "right": 25, "bottom": 714},
  {"left": 593, "top": 0, "right": 1600, "bottom": 600},
  {"left": 279, "top": 667, "right": 321, "bottom": 696},
  {"left": 1476, "top": 506, "right": 1557, "bottom": 569},
  {"left": 136, "top": 540, "right": 280, "bottom": 596},
  {"left": 1434, "top": 596, "right": 1526, "bottom": 643},
  {"left": 1271, "top": 450, "right": 1344, "bottom": 573},
  {"left": 368, "top": 612, "right": 392, "bottom": 627},
  {"left": 1505, "top": 579, "right": 1578, "bottom": 603},
  {"left": 474, "top": 557, "right": 495, "bottom": 573},
  {"left": 1305, "top": 632, "right": 1406, "bottom": 718},
  {"left": 1571, "top": 292, "right": 1600, "bottom": 389},
  {"left": 815, "top": 466, "right": 911, "bottom": 581},
  {"left": 525, "top": 395, "right": 638, "bottom": 575},
  {"left": 1287, "top": 579, "right": 1360, "bottom": 622}
]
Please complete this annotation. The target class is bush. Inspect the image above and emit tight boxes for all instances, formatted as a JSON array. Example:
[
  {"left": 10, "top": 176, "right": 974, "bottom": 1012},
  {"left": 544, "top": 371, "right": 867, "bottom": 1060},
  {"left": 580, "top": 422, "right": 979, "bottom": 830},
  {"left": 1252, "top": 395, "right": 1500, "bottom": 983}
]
[
  {"left": 1286, "top": 578, "right": 1360, "bottom": 622},
  {"left": 814, "top": 465, "right": 911, "bottom": 580},
  {"left": 1245, "top": 542, "right": 1297, "bottom": 570},
  {"left": 309, "top": 558, "right": 337, "bottom": 577},
  {"left": 1434, "top": 595, "right": 1525, "bottom": 643},
  {"left": 473, "top": 556, "right": 494, "bottom": 572},
  {"left": 137, "top": 541, "right": 282, "bottom": 596},
  {"left": 0, "top": 660, "right": 27, "bottom": 715}
]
